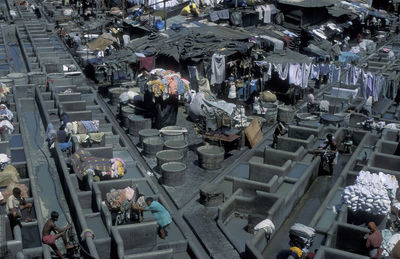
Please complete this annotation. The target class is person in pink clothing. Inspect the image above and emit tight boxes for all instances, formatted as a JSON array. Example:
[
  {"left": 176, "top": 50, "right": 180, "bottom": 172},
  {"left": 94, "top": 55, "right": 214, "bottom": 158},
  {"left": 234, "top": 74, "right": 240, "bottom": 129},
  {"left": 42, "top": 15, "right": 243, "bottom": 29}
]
[{"left": 42, "top": 211, "right": 73, "bottom": 259}]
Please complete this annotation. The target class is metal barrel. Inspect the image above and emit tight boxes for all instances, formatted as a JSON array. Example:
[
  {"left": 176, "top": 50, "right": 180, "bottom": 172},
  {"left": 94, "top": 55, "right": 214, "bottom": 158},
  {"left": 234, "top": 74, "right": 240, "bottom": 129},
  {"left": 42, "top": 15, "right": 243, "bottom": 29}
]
[
  {"left": 109, "top": 87, "right": 127, "bottom": 105},
  {"left": 161, "top": 162, "right": 186, "bottom": 186},
  {"left": 164, "top": 139, "right": 188, "bottom": 161},
  {"left": 138, "top": 129, "right": 160, "bottom": 147},
  {"left": 7, "top": 73, "right": 28, "bottom": 85},
  {"left": 142, "top": 136, "right": 164, "bottom": 157},
  {"left": 27, "top": 71, "right": 47, "bottom": 85},
  {"left": 160, "top": 126, "right": 186, "bottom": 142},
  {"left": 156, "top": 150, "right": 184, "bottom": 168},
  {"left": 120, "top": 105, "right": 135, "bottom": 127},
  {"left": 128, "top": 114, "right": 151, "bottom": 136},
  {"left": 197, "top": 145, "right": 224, "bottom": 170}
]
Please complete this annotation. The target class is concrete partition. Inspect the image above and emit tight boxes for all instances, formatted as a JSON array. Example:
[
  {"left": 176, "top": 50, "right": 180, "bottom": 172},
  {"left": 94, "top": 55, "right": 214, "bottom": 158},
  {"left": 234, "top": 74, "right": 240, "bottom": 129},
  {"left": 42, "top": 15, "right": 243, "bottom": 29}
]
[
  {"left": 375, "top": 139, "right": 398, "bottom": 155},
  {"left": 265, "top": 145, "right": 306, "bottom": 162},
  {"left": 217, "top": 189, "right": 283, "bottom": 253},
  {"left": 326, "top": 223, "right": 369, "bottom": 257},
  {"left": 111, "top": 222, "right": 158, "bottom": 258},
  {"left": 124, "top": 249, "right": 173, "bottom": 259},
  {"left": 382, "top": 129, "right": 399, "bottom": 142},
  {"left": 288, "top": 124, "right": 324, "bottom": 139},
  {"left": 368, "top": 152, "right": 400, "bottom": 171},
  {"left": 248, "top": 155, "right": 292, "bottom": 183},
  {"left": 64, "top": 110, "right": 92, "bottom": 121},
  {"left": 277, "top": 134, "right": 315, "bottom": 151},
  {"left": 314, "top": 246, "right": 369, "bottom": 259}
]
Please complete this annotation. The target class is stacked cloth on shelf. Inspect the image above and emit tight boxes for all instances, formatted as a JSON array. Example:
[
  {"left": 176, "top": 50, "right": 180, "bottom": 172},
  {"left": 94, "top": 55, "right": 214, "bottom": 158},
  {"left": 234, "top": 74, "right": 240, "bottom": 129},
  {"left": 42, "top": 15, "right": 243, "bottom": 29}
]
[
  {"left": 342, "top": 171, "right": 398, "bottom": 215},
  {"left": 69, "top": 149, "right": 126, "bottom": 180},
  {"left": 381, "top": 231, "right": 400, "bottom": 257},
  {"left": 0, "top": 105, "right": 13, "bottom": 121},
  {"left": 289, "top": 223, "right": 315, "bottom": 249}
]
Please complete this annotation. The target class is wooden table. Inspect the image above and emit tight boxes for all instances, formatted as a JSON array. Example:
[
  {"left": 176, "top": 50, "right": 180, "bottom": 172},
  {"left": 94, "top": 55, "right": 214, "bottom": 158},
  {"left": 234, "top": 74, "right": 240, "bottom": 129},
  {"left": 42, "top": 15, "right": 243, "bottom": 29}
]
[{"left": 202, "top": 133, "right": 240, "bottom": 147}]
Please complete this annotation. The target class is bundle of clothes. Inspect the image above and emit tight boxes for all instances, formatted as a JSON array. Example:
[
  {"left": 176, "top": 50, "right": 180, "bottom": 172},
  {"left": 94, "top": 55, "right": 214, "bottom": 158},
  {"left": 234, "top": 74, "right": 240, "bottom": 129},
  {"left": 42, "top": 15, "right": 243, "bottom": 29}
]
[
  {"left": 104, "top": 186, "right": 146, "bottom": 224},
  {"left": 0, "top": 103, "right": 14, "bottom": 138},
  {"left": 289, "top": 223, "right": 316, "bottom": 250},
  {"left": 0, "top": 154, "right": 19, "bottom": 189},
  {"left": 67, "top": 120, "right": 100, "bottom": 134},
  {"left": 146, "top": 68, "right": 190, "bottom": 98},
  {"left": 342, "top": 171, "right": 398, "bottom": 215},
  {"left": 69, "top": 149, "right": 126, "bottom": 180},
  {"left": 72, "top": 132, "right": 105, "bottom": 145},
  {"left": 381, "top": 231, "right": 400, "bottom": 257}
]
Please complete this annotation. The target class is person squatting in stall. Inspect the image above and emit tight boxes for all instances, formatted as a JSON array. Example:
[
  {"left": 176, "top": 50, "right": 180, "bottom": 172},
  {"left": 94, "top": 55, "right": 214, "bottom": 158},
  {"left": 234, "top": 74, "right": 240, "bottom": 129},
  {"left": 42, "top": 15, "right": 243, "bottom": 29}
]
[
  {"left": 364, "top": 221, "right": 383, "bottom": 259},
  {"left": 7, "top": 187, "right": 35, "bottom": 225},
  {"left": 312, "top": 134, "right": 338, "bottom": 176},
  {"left": 42, "top": 211, "right": 74, "bottom": 259}
]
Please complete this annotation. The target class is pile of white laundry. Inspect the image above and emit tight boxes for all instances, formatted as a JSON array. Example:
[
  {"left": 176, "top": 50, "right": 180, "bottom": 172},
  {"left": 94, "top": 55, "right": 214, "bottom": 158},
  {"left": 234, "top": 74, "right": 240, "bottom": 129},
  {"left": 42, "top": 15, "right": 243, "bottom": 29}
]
[{"left": 342, "top": 171, "right": 398, "bottom": 215}]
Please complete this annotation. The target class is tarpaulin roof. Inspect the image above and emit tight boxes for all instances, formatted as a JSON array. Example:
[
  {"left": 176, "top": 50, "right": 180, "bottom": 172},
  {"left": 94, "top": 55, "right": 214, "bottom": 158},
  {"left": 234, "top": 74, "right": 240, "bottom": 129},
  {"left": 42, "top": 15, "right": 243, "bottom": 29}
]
[
  {"left": 278, "top": 0, "right": 334, "bottom": 8},
  {"left": 87, "top": 33, "right": 118, "bottom": 51}
]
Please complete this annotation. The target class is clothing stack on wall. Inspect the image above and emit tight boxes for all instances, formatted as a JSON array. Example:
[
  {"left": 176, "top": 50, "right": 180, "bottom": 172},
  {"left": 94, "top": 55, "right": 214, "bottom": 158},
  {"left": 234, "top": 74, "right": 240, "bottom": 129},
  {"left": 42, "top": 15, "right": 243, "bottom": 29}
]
[
  {"left": 289, "top": 223, "right": 315, "bottom": 249},
  {"left": 342, "top": 170, "right": 398, "bottom": 215}
]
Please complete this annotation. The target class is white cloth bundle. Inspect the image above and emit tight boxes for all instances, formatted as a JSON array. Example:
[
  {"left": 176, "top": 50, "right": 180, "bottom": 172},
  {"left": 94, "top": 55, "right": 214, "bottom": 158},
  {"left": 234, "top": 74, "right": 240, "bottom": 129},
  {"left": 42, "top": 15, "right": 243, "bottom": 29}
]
[
  {"left": 319, "top": 100, "right": 329, "bottom": 112},
  {"left": 342, "top": 170, "right": 397, "bottom": 215},
  {"left": 254, "top": 219, "right": 275, "bottom": 235},
  {"left": 381, "top": 233, "right": 400, "bottom": 257}
]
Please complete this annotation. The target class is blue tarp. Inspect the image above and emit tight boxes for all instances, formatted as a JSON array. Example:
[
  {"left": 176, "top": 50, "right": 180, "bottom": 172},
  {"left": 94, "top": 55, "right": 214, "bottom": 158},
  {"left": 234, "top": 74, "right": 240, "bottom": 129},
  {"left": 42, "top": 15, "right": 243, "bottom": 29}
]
[{"left": 339, "top": 52, "right": 360, "bottom": 63}]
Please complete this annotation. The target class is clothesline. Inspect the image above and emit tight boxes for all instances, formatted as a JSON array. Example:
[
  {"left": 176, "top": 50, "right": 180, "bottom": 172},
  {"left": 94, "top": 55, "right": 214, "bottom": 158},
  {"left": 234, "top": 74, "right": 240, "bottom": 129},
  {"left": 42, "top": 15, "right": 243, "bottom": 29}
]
[{"left": 254, "top": 61, "right": 392, "bottom": 101}]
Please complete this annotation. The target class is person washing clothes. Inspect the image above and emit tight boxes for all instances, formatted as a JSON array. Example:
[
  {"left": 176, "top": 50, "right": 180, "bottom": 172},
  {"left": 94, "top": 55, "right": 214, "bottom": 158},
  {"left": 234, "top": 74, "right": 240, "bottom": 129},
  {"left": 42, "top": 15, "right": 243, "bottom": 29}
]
[
  {"left": 42, "top": 211, "right": 74, "bottom": 259},
  {"left": 364, "top": 221, "right": 383, "bottom": 258},
  {"left": 271, "top": 121, "right": 287, "bottom": 149},
  {"left": 312, "top": 134, "right": 338, "bottom": 176},
  {"left": 306, "top": 88, "right": 319, "bottom": 112},
  {"left": 135, "top": 197, "right": 172, "bottom": 239}
]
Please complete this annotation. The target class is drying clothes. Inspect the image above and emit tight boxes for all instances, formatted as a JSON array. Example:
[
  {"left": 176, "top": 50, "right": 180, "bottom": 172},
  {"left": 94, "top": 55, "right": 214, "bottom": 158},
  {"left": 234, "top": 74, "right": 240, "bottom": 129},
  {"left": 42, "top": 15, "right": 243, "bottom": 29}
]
[
  {"left": 69, "top": 149, "right": 112, "bottom": 180},
  {"left": 110, "top": 158, "right": 126, "bottom": 178},
  {"left": 273, "top": 63, "right": 282, "bottom": 76},
  {"left": 367, "top": 72, "right": 375, "bottom": 98},
  {"left": 351, "top": 66, "right": 361, "bottom": 85},
  {"left": 139, "top": 56, "right": 155, "bottom": 72},
  {"left": 289, "top": 64, "right": 301, "bottom": 86},
  {"left": 260, "top": 35, "right": 284, "bottom": 51},
  {"left": 301, "top": 63, "right": 312, "bottom": 89},
  {"left": 73, "top": 134, "right": 89, "bottom": 143},
  {"left": 59, "top": 142, "right": 72, "bottom": 151},
  {"left": 124, "top": 187, "right": 135, "bottom": 201},
  {"left": 309, "top": 64, "right": 320, "bottom": 80},
  {"left": 0, "top": 105, "right": 13, "bottom": 121},
  {"left": 374, "top": 75, "right": 385, "bottom": 102},
  {"left": 360, "top": 70, "right": 368, "bottom": 98},
  {"left": 209, "top": 11, "right": 219, "bottom": 22},
  {"left": 341, "top": 64, "right": 352, "bottom": 85},
  {"left": 88, "top": 132, "right": 104, "bottom": 143},
  {"left": 210, "top": 53, "right": 226, "bottom": 85},
  {"left": 0, "top": 154, "right": 10, "bottom": 171},
  {"left": 198, "top": 78, "right": 211, "bottom": 92},
  {"left": 267, "top": 63, "right": 272, "bottom": 79},
  {"left": 187, "top": 66, "right": 199, "bottom": 80},
  {"left": 319, "top": 63, "right": 330, "bottom": 76},
  {"left": 217, "top": 9, "right": 229, "bottom": 19},
  {"left": 329, "top": 64, "right": 341, "bottom": 83},
  {"left": 81, "top": 120, "right": 99, "bottom": 133},
  {"left": 77, "top": 122, "right": 86, "bottom": 134},
  {"left": 255, "top": 6, "right": 263, "bottom": 20},
  {"left": 280, "top": 63, "right": 289, "bottom": 80},
  {"left": 261, "top": 5, "right": 271, "bottom": 23}
]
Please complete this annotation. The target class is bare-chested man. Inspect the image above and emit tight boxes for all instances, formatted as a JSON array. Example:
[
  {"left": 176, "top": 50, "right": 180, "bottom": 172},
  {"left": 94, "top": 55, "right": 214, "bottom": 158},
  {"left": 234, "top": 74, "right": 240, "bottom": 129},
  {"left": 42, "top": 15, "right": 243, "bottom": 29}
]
[{"left": 42, "top": 211, "right": 73, "bottom": 259}]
